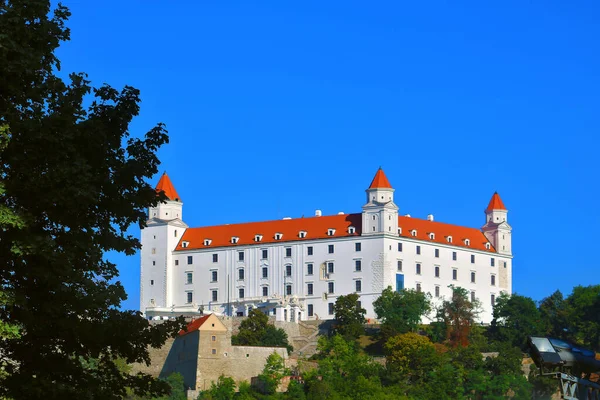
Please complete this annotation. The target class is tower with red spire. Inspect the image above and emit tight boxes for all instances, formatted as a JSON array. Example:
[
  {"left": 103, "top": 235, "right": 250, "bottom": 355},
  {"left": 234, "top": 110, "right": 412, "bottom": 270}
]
[
  {"left": 362, "top": 167, "right": 399, "bottom": 236},
  {"left": 482, "top": 192, "right": 512, "bottom": 256},
  {"left": 149, "top": 172, "right": 183, "bottom": 221}
]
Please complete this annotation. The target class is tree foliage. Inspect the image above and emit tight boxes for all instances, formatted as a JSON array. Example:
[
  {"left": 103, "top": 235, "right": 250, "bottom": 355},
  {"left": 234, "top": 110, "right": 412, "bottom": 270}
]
[
  {"left": 333, "top": 293, "right": 366, "bottom": 339},
  {"left": 490, "top": 292, "right": 545, "bottom": 350},
  {"left": 373, "top": 287, "right": 431, "bottom": 339},
  {"left": 0, "top": 1, "right": 184, "bottom": 398},
  {"left": 197, "top": 375, "right": 236, "bottom": 400},
  {"left": 435, "top": 286, "right": 480, "bottom": 347},
  {"left": 232, "top": 309, "right": 293, "bottom": 352}
]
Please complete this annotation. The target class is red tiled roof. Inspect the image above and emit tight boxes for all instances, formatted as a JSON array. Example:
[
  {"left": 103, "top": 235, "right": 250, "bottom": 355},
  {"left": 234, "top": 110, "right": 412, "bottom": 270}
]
[
  {"left": 486, "top": 192, "right": 506, "bottom": 211},
  {"left": 175, "top": 213, "right": 494, "bottom": 253},
  {"left": 179, "top": 314, "right": 211, "bottom": 336},
  {"left": 368, "top": 168, "right": 392, "bottom": 189},
  {"left": 176, "top": 214, "right": 361, "bottom": 251},
  {"left": 398, "top": 216, "right": 494, "bottom": 252},
  {"left": 155, "top": 172, "right": 181, "bottom": 202}
]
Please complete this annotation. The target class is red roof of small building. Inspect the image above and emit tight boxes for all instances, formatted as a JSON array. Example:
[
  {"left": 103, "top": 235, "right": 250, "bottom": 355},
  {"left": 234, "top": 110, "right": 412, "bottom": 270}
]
[
  {"left": 175, "top": 213, "right": 494, "bottom": 253},
  {"left": 155, "top": 172, "right": 181, "bottom": 202},
  {"left": 179, "top": 314, "right": 211, "bottom": 336},
  {"left": 486, "top": 192, "right": 506, "bottom": 211},
  {"left": 368, "top": 168, "right": 393, "bottom": 189}
]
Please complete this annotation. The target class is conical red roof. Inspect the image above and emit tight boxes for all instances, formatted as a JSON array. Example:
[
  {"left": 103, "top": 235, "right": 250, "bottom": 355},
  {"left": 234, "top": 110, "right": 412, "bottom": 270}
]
[
  {"left": 486, "top": 192, "right": 506, "bottom": 211},
  {"left": 155, "top": 172, "right": 181, "bottom": 201},
  {"left": 368, "top": 168, "right": 392, "bottom": 189}
]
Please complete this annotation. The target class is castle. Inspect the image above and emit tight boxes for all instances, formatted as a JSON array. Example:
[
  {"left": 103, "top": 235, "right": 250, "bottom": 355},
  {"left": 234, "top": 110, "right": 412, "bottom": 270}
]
[{"left": 140, "top": 168, "right": 512, "bottom": 324}]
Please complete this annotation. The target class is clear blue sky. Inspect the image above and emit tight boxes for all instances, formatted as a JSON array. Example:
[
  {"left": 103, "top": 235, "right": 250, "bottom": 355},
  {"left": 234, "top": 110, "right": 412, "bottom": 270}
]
[{"left": 55, "top": 1, "right": 599, "bottom": 311}]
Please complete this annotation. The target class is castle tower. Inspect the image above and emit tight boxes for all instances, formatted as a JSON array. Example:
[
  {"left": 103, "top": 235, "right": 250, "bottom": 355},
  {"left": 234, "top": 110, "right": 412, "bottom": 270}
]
[
  {"left": 482, "top": 192, "right": 512, "bottom": 255},
  {"left": 140, "top": 173, "right": 188, "bottom": 315},
  {"left": 362, "top": 168, "right": 399, "bottom": 235}
]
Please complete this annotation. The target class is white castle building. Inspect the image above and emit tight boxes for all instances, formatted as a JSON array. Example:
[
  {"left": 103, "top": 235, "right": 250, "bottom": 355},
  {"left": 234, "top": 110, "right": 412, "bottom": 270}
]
[{"left": 140, "top": 168, "right": 512, "bottom": 324}]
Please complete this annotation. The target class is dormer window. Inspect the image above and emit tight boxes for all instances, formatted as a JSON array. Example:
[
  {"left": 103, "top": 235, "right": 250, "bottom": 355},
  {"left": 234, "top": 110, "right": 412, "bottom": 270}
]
[
  {"left": 485, "top": 242, "right": 491, "bottom": 250},
  {"left": 275, "top": 233, "right": 283, "bottom": 240},
  {"left": 411, "top": 229, "right": 417, "bottom": 237},
  {"left": 203, "top": 239, "right": 211, "bottom": 246},
  {"left": 299, "top": 231, "right": 307, "bottom": 238},
  {"left": 464, "top": 239, "right": 471, "bottom": 246},
  {"left": 182, "top": 241, "right": 189, "bottom": 248},
  {"left": 447, "top": 236, "right": 453, "bottom": 243},
  {"left": 231, "top": 237, "right": 239, "bottom": 244},
  {"left": 348, "top": 226, "right": 355, "bottom": 234},
  {"left": 398, "top": 227, "right": 402, "bottom": 235},
  {"left": 327, "top": 228, "right": 336, "bottom": 236},
  {"left": 429, "top": 233, "right": 435, "bottom": 240},
  {"left": 254, "top": 234, "right": 263, "bottom": 242}
]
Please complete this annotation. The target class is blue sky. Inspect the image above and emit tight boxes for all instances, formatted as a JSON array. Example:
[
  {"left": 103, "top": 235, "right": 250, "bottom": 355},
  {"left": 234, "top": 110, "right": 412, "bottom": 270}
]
[{"left": 55, "top": 1, "right": 599, "bottom": 311}]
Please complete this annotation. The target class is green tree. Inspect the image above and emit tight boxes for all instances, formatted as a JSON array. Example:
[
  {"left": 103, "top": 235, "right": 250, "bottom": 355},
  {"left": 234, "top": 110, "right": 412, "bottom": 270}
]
[
  {"left": 0, "top": 1, "right": 184, "bottom": 398},
  {"left": 232, "top": 309, "right": 293, "bottom": 352},
  {"left": 490, "top": 292, "right": 544, "bottom": 350},
  {"left": 257, "top": 352, "right": 289, "bottom": 395},
  {"left": 564, "top": 285, "right": 600, "bottom": 350},
  {"left": 333, "top": 293, "right": 366, "bottom": 339},
  {"left": 538, "top": 290, "right": 568, "bottom": 337},
  {"left": 436, "top": 286, "right": 480, "bottom": 347},
  {"left": 197, "top": 376, "right": 236, "bottom": 400},
  {"left": 373, "top": 287, "right": 431, "bottom": 339}
]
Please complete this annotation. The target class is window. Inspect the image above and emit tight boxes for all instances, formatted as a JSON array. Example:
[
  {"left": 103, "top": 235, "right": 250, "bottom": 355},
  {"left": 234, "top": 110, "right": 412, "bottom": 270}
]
[
  {"left": 151, "top": 248, "right": 156, "bottom": 254},
  {"left": 212, "top": 254, "right": 218, "bottom": 263},
  {"left": 152, "top": 261, "right": 156, "bottom": 266},
  {"left": 434, "top": 248, "right": 439, "bottom": 258},
  {"left": 349, "top": 226, "right": 356, "bottom": 234},
  {"left": 211, "top": 349, "right": 217, "bottom": 355},
  {"left": 235, "top": 251, "right": 243, "bottom": 261},
  {"left": 307, "top": 246, "right": 313, "bottom": 256},
  {"left": 262, "top": 267, "right": 268, "bottom": 278},
  {"left": 308, "top": 304, "right": 314, "bottom": 317},
  {"left": 187, "top": 256, "right": 193, "bottom": 265},
  {"left": 398, "top": 242, "right": 403, "bottom": 252},
  {"left": 327, "top": 228, "right": 336, "bottom": 236},
  {"left": 357, "top": 300, "right": 362, "bottom": 309},
  {"left": 416, "top": 283, "right": 422, "bottom": 292},
  {"left": 328, "top": 244, "right": 334, "bottom": 254},
  {"left": 471, "top": 271, "right": 476, "bottom": 283},
  {"left": 452, "top": 251, "right": 457, "bottom": 261},
  {"left": 203, "top": 239, "right": 211, "bottom": 246},
  {"left": 239, "top": 288, "right": 245, "bottom": 298},
  {"left": 465, "top": 239, "right": 471, "bottom": 246},
  {"left": 491, "top": 258, "right": 495, "bottom": 267},
  {"left": 471, "top": 291, "right": 476, "bottom": 302},
  {"left": 262, "top": 249, "right": 268, "bottom": 259},
  {"left": 411, "top": 230, "right": 417, "bottom": 237},
  {"left": 187, "top": 292, "right": 193, "bottom": 303},
  {"left": 286, "top": 265, "right": 292, "bottom": 277},
  {"left": 491, "top": 274, "right": 496, "bottom": 286},
  {"left": 416, "top": 245, "right": 421, "bottom": 255},
  {"left": 452, "top": 269, "right": 457, "bottom": 280},
  {"left": 328, "top": 303, "right": 334, "bottom": 315},
  {"left": 285, "top": 247, "right": 292, "bottom": 257},
  {"left": 355, "top": 280, "right": 362, "bottom": 292},
  {"left": 255, "top": 234, "right": 263, "bottom": 242},
  {"left": 231, "top": 236, "right": 239, "bottom": 244},
  {"left": 211, "top": 270, "right": 218, "bottom": 282},
  {"left": 286, "top": 285, "right": 292, "bottom": 296},
  {"left": 174, "top": 230, "right": 178, "bottom": 237},
  {"left": 416, "top": 263, "right": 421, "bottom": 275},
  {"left": 262, "top": 286, "right": 268, "bottom": 297},
  {"left": 447, "top": 236, "right": 452, "bottom": 243},
  {"left": 275, "top": 233, "right": 282, "bottom": 240},
  {"left": 435, "top": 266, "right": 440, "bottom": 278},
  {"left": 299, "top": 231, "right": 307, "bottom": 238},
  {"left": 328, "top": 282, "right": 334, "bottom": 294},
  {"left": 471, "top": 254, "right": 475, "bottom": 264},
  {"left": 238, "top": 268, "right": 245, "bottom": 280},
  {"left": 186, "top": 272, "right": 193, "bottom": 284},
  {"left": 211, "top": 335, "right": 216, "bottom": 342},
  {"left": 307, "top": 283, "right": 313, "bottom": 295},
  {"left": 503, "top": 261, "right": 507, "bottom": 268},
  {"left": 355, "top": 242, "right": 361, "bottom": 252},
  {"left": 435, "top": 286, "right": 440, "bottom": 297},
  {"left": 150, "top": 280, "right": 154, "bottom": 285},
  {"left": 485, "top": 243, "right": 491, "bottom": 250},
  {"left": 175, "top": 260, "right": 179, "bottom": 266},
  {"left": 355, "top": 260, "right": 362, "bottom": 272},
  {"left": 429, "top": 233, "right": 435, "bottom": 240},
  {"left": 491, "top": 294, "right": 496, "bottom": 305},
  {"left": 211, "top": 290, "right": 218, "bottom": 302},
  {"left": 327, "top": 262, "right": 334, "bottom": 274},
  {"left": 307, "top": 263, "right": 314, "bottom": 275},
  {"left": 397, "top": 260, "right": 403, "bottom": 271}
]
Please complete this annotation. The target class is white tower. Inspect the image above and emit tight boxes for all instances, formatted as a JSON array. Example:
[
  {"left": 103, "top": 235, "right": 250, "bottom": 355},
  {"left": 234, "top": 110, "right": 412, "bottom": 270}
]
[
  {"left": 482, "top": 192, "right": 512, "bottom": 255},
  {"left": 362, "top": 168, "right": 399, "bottom": 235},
  {"left": 140, "top": 173, "right": 188, "bottom": 316}
]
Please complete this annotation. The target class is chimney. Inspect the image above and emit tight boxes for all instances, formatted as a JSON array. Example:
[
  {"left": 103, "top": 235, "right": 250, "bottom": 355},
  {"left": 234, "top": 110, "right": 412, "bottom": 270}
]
[
  {"left": 427, "top": 214, "right": 434, "bottom": 221},
  {"left": 337, "top": 211, "right": 344, "bottom": 215},
  {"left": 315, "top": 210, "right": 322, "bottom": 217}
]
